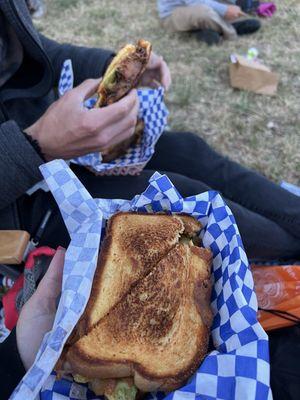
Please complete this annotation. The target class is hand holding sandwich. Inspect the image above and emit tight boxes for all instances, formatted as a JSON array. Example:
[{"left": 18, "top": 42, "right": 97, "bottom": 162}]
[
  {"left": 25, "top": 79, "right": 139, "bottom": 161},
  {"left": 139, "top": 52, "right": 171, "bottom": 90},
  {"left": 25, "top": 41, "right": 169, "bottom": 162}
]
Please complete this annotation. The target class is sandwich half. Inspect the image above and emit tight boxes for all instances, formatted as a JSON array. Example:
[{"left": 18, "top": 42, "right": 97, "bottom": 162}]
[
  {"left": 58, "top": 213, "right": 212, "bottom": 398},
  {"left": 95, "top": 40, "right": 152, "bottom": 108},
  {"left": 94, "top": 40, "right": 152, "bottom": 162}
]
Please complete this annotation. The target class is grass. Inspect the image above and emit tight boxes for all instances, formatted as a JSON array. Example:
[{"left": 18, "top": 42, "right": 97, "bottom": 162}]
[{"left": 38, "top": 0, "right": 300, "bottom": 184}]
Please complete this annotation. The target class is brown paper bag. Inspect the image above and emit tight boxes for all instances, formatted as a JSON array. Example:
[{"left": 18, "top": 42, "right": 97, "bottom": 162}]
[
  {"left": 229, "top": 55, "right": 279, "bottom": 95},
  {"left": 0, "top": 230, "right": 30, "bottom": 264}
]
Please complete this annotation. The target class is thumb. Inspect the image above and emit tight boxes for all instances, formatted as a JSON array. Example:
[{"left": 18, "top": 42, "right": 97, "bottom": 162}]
[
  {"left": 34, "top": 247, "right": 65, "bottom": 303},
  {"left": 73, "top": 78, "right": 101, "bottom": 101},
  {"left": 148, "top": 53, "right": 163, "bottom": 69}
]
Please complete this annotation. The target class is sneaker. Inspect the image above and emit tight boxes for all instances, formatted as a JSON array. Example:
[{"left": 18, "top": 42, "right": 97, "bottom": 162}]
[
  {"left": 236, "top": 0, "right": 260, "bottom": 13},
  {"left": 193, "top": 29, "right": 221, "bottom": 45},
  {"left": 232, "top": 19, "right": 261, "bottom": 35}
]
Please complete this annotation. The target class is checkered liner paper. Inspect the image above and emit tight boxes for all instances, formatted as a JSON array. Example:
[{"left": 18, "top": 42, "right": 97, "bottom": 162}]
[
  {"left": 59, "top": 59, "right": 169, "bottom": 175},
  {"left": 11, "top": 159, "right": 272, "bottom": 400}
]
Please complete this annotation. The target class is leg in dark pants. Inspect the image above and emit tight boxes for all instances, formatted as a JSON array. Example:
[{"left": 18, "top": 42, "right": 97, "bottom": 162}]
[
  {"left": 148, "top": 132, "right": 300, "bottom": 240},
  {"left": 18, "top": 165, "right": 300, "bottom": 261}
]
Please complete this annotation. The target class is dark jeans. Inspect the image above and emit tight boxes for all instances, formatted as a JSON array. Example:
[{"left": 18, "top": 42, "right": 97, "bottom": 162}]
[{"left": 18, "top": 132, "right": 300, "bottom": 261}]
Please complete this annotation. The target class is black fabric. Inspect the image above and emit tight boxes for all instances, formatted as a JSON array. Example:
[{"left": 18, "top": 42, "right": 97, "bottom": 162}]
[
  {"left": 0, "top": 328, "right": 26, "bottom": 400},
  {"left": 0, "top": 0, "right": 54, "bottom": 103},
  {"left": 40, "top": 35, "right": 115, "bottom": 88},
  {"left": 0, "top": 120, "right": 44, "bottom": 210},
  {"left": 193, "top": 29, "right": 221, "bottom": 45},
  {"left": 0, "top": 0, "right": 114, "bottom": 228},
  {"left": 0, "top": 10, "right": 23, "bottom": 86},
  {"left": 232, "top": 19, "right": 261, "bottom": 35},
  {"left": 148, "top": 132, "right": 300, "bottom": 241},
  {"left": 269, "top": 325, "right": 300, "bottom": 400},
  {"left": 236, "top": 0, "right": 260, "bottom": 13},
  {"left": 17, "top": 132, "right": 300, "bottom": 261}
]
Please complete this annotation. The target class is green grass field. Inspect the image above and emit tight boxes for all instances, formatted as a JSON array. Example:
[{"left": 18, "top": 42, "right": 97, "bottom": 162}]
[{"left": 38, "top": 0, "right": 300, "bottom": 184}]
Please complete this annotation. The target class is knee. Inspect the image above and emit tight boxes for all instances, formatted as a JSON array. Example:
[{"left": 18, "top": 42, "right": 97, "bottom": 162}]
[
  {"left": 192, "top": 4, "right": 218, "bottom": 19},
  {"left": 194, "top": 4, "right": 214, "bottom": 13},
  {"left": 161, "top": 18, "right": 175, "bottom": 33},
  {"left": 175, "top": 131, "right": 207, "bottom": 145},
  {"left": 163, "top": 131, "right": 208, "bottom": 154}
]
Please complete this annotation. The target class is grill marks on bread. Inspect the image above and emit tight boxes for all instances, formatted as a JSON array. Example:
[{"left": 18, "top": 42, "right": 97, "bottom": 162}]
[
  {"left": 104, "top": 245, "right": 184, "bottom": 342},
  {"left": 122, "top": 218, "right": 183, "bottom": 268},
  {"left": 77, "top": 213, "right": 200, "bottom": 336}
]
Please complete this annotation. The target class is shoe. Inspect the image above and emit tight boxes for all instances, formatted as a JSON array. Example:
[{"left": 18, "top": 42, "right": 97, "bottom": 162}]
[
  {"left": 236, "top": 0, "right": 260, "bottom": 13},
  {"left": 193, "top": 29, "right": 221, "bottom": 45},
  {"left": 232, "top": 19, "right": 261, "bottom": 35}
]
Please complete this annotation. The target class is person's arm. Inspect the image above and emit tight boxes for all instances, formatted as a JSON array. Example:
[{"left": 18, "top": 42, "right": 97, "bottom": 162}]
[
  {"left": 0, "top": 120, "right": 44, "bottom": 211},
  {"left": 0, "top": 329, "right": 26, "bottom": 400},
  {"left": 39, "top": 35, "right": 115, "bottom": 86},
  {"left": 0, "top": 78, "right": 140, "bottom": 211}
]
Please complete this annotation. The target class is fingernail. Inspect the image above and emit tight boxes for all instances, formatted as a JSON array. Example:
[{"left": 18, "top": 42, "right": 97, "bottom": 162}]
[{"left": 57, "top": 246, "right": 66, "bottom": 251}]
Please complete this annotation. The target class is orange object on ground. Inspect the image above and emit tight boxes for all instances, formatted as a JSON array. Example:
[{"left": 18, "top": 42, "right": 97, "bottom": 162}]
[{"left": 252, "top": 264, "right": 300, "bottom": 331}]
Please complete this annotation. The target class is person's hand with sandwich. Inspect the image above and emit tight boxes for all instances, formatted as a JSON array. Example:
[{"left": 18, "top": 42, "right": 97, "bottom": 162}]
[{"left": 25, "top": 50, "right": 171, "bottom": 162}]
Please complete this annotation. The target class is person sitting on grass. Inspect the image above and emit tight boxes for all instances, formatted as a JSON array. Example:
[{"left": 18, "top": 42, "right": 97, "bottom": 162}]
[{"left": 157, "top": 0, "right": 261, "bottom": 45}]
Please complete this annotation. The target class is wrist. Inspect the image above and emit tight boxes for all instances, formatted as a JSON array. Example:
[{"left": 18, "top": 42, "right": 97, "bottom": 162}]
[
  {"left": 225, "top": 6, "right": 231, "bottom": 18},
  {"left": 24, "top": 122, "right": 47, "bottom": 161},
  {"left": 24, "top": 119, "right": 40, "bottom": 142}
]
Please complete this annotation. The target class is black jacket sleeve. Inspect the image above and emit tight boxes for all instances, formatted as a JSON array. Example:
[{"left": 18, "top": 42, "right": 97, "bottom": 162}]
[
  {"left": 0, "top": 329, "right": 26, "bottom": 400},
  {"left": 39, "top": 35, "right": 115, "bottom": 86},
  {"left": 0, "top": 120, "right": 43, "bottom": 211}
]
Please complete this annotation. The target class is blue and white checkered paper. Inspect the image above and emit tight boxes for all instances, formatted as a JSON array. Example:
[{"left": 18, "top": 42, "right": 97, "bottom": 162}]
[
  {"left": 11, "top": 160, "right": 272, "bottom": 400},
  {"left": 59, "top": 59, "right": 168, "bottom": 175}
]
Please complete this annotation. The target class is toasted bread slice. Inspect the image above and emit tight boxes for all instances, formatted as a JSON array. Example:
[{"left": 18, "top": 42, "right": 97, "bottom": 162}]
[
  {"left": 66, "top": 242, "right": 212, "bottom": 392},
  {"left": 93, "top": 40, "right": 151, "bottom": 161},
  {"left": 76, "top": 213, "right": 201, "bottom": 337}
]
